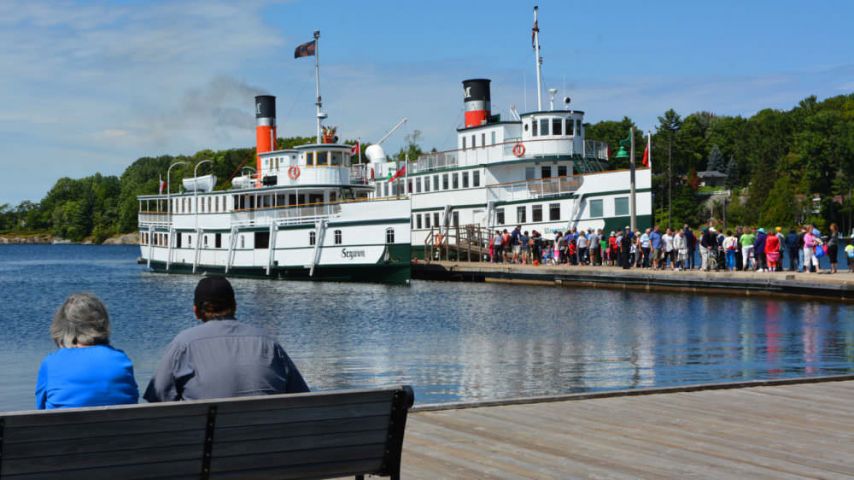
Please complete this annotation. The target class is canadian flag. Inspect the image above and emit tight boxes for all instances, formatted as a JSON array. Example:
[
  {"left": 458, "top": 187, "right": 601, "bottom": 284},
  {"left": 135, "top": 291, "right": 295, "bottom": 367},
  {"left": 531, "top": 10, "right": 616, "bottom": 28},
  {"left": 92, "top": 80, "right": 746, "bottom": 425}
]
[
  {"left": 350, "top": 141, "right": 360, "bottom": 157},
  {"left": 389, "top": 164, "right": 406, "bottom": 182},
  {"left": 642, "top": 134, "right": 651, "bottom": 168}
]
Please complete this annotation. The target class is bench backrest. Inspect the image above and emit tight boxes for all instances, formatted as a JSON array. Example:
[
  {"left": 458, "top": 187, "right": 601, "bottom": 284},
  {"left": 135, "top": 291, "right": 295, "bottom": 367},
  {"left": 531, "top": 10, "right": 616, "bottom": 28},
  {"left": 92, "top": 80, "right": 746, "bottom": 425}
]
[{"left": 0, "top": 385, "right": 414, "bottom": 480}]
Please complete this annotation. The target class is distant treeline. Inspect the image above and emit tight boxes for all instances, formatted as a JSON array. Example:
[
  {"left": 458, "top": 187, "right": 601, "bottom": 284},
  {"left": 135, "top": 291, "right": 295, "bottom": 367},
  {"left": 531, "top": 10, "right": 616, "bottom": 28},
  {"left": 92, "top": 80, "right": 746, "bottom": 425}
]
[{"left": 1, "top": 94, "right": 852, "bottom": 241}]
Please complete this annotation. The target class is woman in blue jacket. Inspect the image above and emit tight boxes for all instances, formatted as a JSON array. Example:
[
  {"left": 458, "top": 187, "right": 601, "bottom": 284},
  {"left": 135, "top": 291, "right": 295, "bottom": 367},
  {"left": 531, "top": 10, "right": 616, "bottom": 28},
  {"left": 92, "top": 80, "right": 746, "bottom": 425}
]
[
  {"left": 754, "top": 228, "right": 768, "bottom": 272},
  {"left": 35, "top": 293, "right": 138, "bottom": 409}
]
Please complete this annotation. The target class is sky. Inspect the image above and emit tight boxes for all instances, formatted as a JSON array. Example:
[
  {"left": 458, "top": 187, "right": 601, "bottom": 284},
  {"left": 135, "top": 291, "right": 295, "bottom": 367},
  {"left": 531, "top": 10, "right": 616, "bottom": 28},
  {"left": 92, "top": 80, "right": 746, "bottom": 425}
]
[{"left": 1, "top": 0, "right": 852, "bottom": 204}]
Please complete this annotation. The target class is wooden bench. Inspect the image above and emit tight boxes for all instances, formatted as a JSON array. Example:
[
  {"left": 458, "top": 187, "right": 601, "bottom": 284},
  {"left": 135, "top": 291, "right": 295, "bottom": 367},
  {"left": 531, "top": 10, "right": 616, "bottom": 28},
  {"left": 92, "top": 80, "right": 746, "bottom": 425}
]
[{"left": 0, "top": 385, "right": 414, "bottom": 480}]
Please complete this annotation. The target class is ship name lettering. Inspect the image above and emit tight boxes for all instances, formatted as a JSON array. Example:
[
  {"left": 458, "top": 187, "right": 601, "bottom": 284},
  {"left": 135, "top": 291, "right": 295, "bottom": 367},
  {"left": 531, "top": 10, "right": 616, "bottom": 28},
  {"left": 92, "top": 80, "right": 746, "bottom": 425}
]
[{"left": 341, "top": 248, "right": 366, "bottom": 259}]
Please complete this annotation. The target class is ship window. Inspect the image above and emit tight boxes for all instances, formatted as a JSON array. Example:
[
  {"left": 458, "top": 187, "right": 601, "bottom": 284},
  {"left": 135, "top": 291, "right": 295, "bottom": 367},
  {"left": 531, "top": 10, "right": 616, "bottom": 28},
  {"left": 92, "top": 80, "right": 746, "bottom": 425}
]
[
  {"left": 525, "top": 167, "right": 535, "bottom": 180},
  {"left": 576, "top": 119, "right": 582, "bottom": 135},
  {"left": 215, "top": 233, "right": 222, "bottom": 248},
  {"left": 254, "top": 232, "right": 270, "bottom": 249},
  {"left": 452, "top": 173, "right": 459, "bottom": 189},
  {"left": 330, "top": 192, "right": 337, "bottom": 203},
  {"left": 299, "top": 194, "right": 306, "bottom": 205},
  {"left": 532, "top": 205, "right": 543, "bottom": 222},
  {"left": 424, "top": 214, "right": 431, "bottom": 229},
  {"left": 452, "top": 211, "right": 459, "bottom": 227},
  {"left": 203, "top": 235, "right": 208, "bottom": 247},
  {"left": 407, "top": 180, "right": 412, "bottom": 194},
  {"left": 615, "top": 197, "right": 629, "bottom": 216},
  {"left": 552, "top": 118, "right": 562, "bottom": 136},
  {"left": 433, "top": 212, "right": 440, "bottom": 227},
  {"left": 249, "top": 196, "right": 255, "bottom": 209},
  {"left": 481, "top": 133, "right": 486, "bottom": 147},
  {"left": 330, "top": 151, "right": 342, "bottom": 166},
  {"left": 276, "top": 194, "right": 285, "bottom": 206},
  {"left": 442, "top": 174, "right": 449, "bottom": 190},
  {"left": 473, "top": 170, "right": 480, "bottom": 187},
  {"left": 524, "top": 122, "right": 530, "bottom": 132},
  {"left": 531, "top": 120, "right": 537, "bottom": 136},
  {"left": 471, "top": 135, "right": 476, "bottom": 148},
  {"left": 432, "top": 175, "right": 439, "bottom": 191},
  {"left": 240, "top": 235, "right": 245, "bottom": 249},
  {"left": 590, "top": 199, "right": 604, "bottom": 218},
  {"left": 542, "top": 166, "right": 552, "bottom": 178},
  {"left": 416, "top": 214, "right": 422, "bottom": 229},
  {"left": 334, "top": 229, "right": 342, "bottom": 245},
  {"left": 491, "top": 131, "right": 496, "bottom": 145},
  {"left": 207, "top": 197, "right": 212, "bottom": 212},
  {"left": 416, "top": 177, "right": 422, "bottom": 193},
  {"left": 308, "top": 193, "right": 323, "bottom": 204},
  {"left": 462, "top": 171, "right": 469, "bottom": 188},
  {"left": 549, "top": 203, "right": 561, "bottom": 221},
  {"left": 386, "top": 228, "right": 395, "bottom": 244},
  {"left": 187, "top": 234, "right": 192, "bottom": 247},
  {"left": 566, "top": 118, "right": 574, "bottom": 135},
  {"left": 496, "top": 208, "right": 505, "bottom": 225},
  {"left": 558, "top": 165, "right": 567, "bottom": 177},
  {"left": 176, "top": 233, "right": 182, "bottom": 248},
  {"left": 539, "top": 118, "right": 549, "bottom": 136},
  {"left": 517, "top": 206, "right": 527, "bottom": 223},
  {"left": 309, "top": 231, "right": 316, "bottom": 246},
  {"left": 423, "top": 176, "right": 430, "bottom": 192},
  {"left": 462, "top": 136, "right": 466, "bottom": 150}
]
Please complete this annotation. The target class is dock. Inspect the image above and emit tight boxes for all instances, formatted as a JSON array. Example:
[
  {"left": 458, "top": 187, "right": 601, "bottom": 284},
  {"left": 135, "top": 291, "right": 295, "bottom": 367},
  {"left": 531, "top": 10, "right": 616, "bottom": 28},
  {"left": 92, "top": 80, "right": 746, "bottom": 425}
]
[
  {"left": 402, "top": 376, "right": 854, "bottom": 479},
  {"left": 413, "top": 261, "right": 854, "bottom": 302}
]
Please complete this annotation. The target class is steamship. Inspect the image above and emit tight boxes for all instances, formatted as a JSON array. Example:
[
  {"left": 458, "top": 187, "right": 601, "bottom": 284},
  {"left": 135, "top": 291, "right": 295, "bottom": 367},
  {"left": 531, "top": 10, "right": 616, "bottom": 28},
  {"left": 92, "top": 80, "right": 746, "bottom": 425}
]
[
  {"left": 136, "top": 92, "right": 411, "bottom": 284},
  {"left": 371, "top": 6, "right": 652, "bottom": 257}
]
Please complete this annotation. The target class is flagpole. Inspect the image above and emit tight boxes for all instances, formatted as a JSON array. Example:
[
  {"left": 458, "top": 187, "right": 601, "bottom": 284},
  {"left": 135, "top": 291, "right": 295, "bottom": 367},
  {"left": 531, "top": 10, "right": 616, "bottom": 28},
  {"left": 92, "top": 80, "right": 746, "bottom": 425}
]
[
  {"left": 630, "top": 128, "right": 637, "bottom": 232},
  {"left": 314, "top": 30, "right": 322, "bottom": 144},
  {"left": 533, "top": 6, "right": 543, "bottom": 111}
]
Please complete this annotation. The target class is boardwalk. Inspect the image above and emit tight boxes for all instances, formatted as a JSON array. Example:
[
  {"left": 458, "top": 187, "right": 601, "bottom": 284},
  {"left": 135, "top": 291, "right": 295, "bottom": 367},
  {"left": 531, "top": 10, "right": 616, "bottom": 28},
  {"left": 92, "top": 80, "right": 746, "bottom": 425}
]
[
  {"left": 402, "top": 379, "right": 854, "bottom": 479},
  {"left": 413, "top": 261, "right": 854, "bottom": 302}
]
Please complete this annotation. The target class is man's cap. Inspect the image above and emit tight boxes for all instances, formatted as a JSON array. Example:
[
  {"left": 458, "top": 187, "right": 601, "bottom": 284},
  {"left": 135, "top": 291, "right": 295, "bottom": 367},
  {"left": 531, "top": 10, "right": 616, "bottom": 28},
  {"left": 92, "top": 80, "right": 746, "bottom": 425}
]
[
  {"left": 758, "top": 228, "right": 765, "bottom": 233},
  {"left": 194, "top": 276, "right": 235, "bottom": 309}
]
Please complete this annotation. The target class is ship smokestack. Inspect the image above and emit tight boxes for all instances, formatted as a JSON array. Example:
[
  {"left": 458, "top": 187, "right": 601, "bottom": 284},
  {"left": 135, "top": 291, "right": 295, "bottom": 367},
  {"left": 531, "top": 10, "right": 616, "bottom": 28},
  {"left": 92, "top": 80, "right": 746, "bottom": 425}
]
[
  {"left": 255, "top": 95, "right": 277, "bottom": 174},
  {"left": 463, "top": 79, "right": 491, "bottom": 128}
]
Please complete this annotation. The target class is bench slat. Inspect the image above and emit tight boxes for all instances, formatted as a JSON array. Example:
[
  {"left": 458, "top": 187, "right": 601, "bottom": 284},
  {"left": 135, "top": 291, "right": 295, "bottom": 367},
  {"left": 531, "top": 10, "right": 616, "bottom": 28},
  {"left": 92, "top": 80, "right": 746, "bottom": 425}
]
[
  {"left": 2, "top": 403, "right": 209, "bottom": 428},
  {"left": 213, "top": 389, "right": 397, "bottom": 414},
  {"left": 214, "top": 401, "right": 392, "bottom": 428},
  {"left": 213, "top": 429, "right": 388, "bottom": 457},
  {"left": 215, "top": 415, "right": 388, "bottom": 443},
  {"left": 4, "top": 429, "right": 204, "bottom": 459},
  {"left": 3, "top": 460, "right": 200, "bottom": 480},
  {"left": 210, "top": 444, "right": 386, "bottom": 473},
  {"left": 211, "top": 459, "right": 385, "bottom": 480},
  {"left": 4, "top": 414, "right": 208, "bottom": 443},
  {"left": 3, "top": 444, "right": 203, "bottom": 476}
]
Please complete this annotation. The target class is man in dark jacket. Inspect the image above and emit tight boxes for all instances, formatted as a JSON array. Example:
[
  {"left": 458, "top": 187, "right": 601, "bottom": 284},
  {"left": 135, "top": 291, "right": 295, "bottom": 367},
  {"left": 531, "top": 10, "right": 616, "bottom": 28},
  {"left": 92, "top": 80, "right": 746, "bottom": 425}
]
[
  {"left": 785, "top": 228, "right": 799, "bottom": 272},
  {"left": 620, "top": 226, "right": 632, "bottom": 269},
  {"left": 684, "top": 225, "right": 696, "bottom": 270},
  {"left": 735, "top": 226, "right": 744, "bottom": 271},
  {"left": 144, "top": 277, "right": 309, "bottom": 402},
  {"left": 754, "top": 228, "right": 768, "bottom": 272}
]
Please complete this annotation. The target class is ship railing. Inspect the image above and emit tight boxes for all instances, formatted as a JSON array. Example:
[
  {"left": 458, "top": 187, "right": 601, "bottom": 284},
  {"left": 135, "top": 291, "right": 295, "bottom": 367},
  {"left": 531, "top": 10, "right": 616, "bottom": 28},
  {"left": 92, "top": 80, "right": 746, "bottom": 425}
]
[
  {"left": 413, "top": 137, "right": 609, "bottom": 174},
  {"left": 231, "top": 203, "right": 343, "bottom": 228},
  {"left": 486, "top": 175, "right": 584, "bottom": 202},
  {"left": 138, "top": 213, "right": 172, "bottom": 229}
]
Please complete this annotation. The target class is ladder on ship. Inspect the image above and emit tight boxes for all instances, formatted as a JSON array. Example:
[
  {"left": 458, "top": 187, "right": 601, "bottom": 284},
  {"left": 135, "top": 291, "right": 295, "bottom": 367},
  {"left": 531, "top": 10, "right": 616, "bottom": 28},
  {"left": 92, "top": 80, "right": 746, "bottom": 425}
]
[
  {"left": 225, "top": 226, "right": 239, "bottom": 274},
  {"left": 309, "top": 219, "right": 328, "bottom": 277}
]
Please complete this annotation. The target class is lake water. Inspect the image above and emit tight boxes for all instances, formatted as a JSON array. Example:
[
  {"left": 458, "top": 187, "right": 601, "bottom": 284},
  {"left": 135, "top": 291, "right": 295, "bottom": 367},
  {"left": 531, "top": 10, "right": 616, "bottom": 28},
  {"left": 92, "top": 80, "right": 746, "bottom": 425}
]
[{"left": 0, "top": 244, "right": 851, "bottom": 411}]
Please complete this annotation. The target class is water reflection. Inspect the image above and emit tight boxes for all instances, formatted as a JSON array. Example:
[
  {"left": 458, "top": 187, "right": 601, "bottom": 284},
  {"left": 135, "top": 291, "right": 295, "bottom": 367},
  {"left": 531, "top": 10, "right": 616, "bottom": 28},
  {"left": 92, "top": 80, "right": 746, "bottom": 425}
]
[{"left": 0, "top": 244, "right": 851, "bottom": 411}]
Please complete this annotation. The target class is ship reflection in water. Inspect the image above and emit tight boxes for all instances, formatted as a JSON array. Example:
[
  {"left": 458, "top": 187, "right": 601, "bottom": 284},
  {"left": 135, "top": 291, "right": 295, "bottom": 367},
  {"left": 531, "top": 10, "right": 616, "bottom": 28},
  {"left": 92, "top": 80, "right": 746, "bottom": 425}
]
[{"left": 0, "top": 245, "right": 851, "bottom": 410}]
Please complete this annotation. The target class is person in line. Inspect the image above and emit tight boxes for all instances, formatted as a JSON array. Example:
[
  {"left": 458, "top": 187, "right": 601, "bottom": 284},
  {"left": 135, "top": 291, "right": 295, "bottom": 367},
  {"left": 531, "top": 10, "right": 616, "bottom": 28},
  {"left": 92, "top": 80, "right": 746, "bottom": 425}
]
[
  {"left": 774, "top": 227, "right": 786, "bottom": 271},
  {"left": 520, "top": 230, "right": 530, "bottom": 264},
  {"left": 734, "top": 226, "right": 744, "bottom": 271},
  {"left": 577, "top": 231, "right": 589, "bottom": 265},
  {"left": 510, "top": 225, "right": 522, "bottom": 264},
  {"left": 699, "top": 227, "right": 716, "bottom": 271},
  {"left": 620, "top": 226, "right": 632, "bottom": 269},
  {"left": 649, "top": 225, "right": 662, "bottom": 270},
  {"left": 661, "top": 228, "right": 674, "bottom": 270},
  {"left": 740, "top": 227, "right": 756, "bottom": 271},
  {"left": 754, "top": 228, "right": 768, "bottom": 272},
  {"left": 673, "top": 229, "right": 687, "bottom": 271},
  {"left": 685, "top": 226, "right": 697, "bottom": 270},
  {"left": 36, "top": 293, "right": 138, "bottom": 410},
  {"left": 785, "top": 228, "right": 800, "bottom": 272},
  {"left": 144, "top": 277, "right": 309, "bottom": 402},
  {"left": 639, "top": 228, "right": 651, "bottom": 268},
  {"left": 492, "top": 230, "right": 503, "bottom": 263},
  {"left": 765, "top": 229, "right": 781, "bottom": 271},
  {"left": 827, "top": 223, "right": 840, "bottom": 274},
  {"left": 608, "top": 232, "right": 618, "bottom": 266},
  {"left": 723, "top": 230, "right": 738, "bottom": 272},
  {"left": 803, "top": 226, "right": 819, "bottom": 273}
]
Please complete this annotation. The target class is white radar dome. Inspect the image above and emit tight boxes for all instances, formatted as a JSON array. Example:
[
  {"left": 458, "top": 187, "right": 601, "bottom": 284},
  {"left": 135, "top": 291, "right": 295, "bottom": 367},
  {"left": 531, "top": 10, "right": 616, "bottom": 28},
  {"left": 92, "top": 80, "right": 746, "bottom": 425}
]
[{"left": 365, "top": 144, "right": 387, "bottom": 163}]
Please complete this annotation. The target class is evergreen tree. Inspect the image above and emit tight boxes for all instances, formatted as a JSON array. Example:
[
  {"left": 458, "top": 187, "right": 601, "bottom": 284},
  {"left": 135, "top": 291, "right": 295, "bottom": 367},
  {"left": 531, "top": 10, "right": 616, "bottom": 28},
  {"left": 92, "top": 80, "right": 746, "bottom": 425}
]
[
  {"left": 707, "top": 145, "right": 725, "bottom": 172},
  {"left": 724, "top": 156, "right": 739, "bottom": 189}
]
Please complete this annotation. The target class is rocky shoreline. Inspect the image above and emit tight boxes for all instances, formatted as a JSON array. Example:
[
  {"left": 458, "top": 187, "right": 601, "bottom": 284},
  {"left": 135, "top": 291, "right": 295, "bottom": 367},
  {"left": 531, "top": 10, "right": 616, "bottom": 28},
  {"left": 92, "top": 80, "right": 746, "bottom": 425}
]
[{"left": 0, "top": 232, "right": 139, "bottom": 245}]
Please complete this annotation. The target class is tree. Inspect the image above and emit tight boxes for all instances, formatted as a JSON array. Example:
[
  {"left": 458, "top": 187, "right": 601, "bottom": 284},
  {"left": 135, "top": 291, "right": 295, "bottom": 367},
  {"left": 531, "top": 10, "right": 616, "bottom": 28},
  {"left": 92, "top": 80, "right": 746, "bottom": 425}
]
[
  {"left": 707, "top": 145, "right": 725, "bottom": 172},
  {"left": 724, "top": 156, "right": 739, "bottom": 189},
  {"left": 655, "top": 109, "right": 682, "bottom": 228}
]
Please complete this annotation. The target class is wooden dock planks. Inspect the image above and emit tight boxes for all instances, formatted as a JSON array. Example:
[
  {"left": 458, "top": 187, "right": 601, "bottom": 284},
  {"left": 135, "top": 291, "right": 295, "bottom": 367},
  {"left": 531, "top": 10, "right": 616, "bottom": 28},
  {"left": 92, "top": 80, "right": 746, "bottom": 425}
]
[{"left": 402, "top": 380, "right": 854, "bottom": 479}]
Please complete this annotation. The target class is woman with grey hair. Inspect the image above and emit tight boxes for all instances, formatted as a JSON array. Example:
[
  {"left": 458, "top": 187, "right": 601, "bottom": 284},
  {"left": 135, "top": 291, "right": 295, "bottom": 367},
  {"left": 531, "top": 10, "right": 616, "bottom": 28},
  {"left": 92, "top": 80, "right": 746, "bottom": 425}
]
[{"left": 35, "top": 293, "right": 138, "bottom": 409}]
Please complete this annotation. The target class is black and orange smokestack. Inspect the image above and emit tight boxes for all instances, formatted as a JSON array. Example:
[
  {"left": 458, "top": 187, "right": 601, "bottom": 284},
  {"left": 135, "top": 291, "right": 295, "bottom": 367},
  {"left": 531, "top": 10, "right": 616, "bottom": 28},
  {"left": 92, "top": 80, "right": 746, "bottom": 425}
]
[
  {"left": 463, "top": 79, "right": 491, "bottom": 128},
  {"left": 255, "top": 95, "right": 277, "bottom": 173}
]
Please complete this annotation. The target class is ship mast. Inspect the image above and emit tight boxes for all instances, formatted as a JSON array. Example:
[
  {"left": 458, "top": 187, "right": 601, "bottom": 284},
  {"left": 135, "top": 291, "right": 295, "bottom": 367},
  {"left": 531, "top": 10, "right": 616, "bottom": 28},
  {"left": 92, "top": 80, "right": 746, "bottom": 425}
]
[
  {"left": 533, "top": 6, "right": 543, "bottom": 111},
  {"left": 313, "top": 30, "right": 326, "bottom": 143}
]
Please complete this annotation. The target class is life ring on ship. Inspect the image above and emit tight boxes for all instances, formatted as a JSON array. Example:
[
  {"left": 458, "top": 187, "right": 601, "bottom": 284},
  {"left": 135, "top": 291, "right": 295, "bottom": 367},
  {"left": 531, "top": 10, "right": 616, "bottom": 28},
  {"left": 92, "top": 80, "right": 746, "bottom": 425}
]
[
  {"left": 512, "top": 143, "right": 526, "bottom": 157},
  {"left": 287, "top": 165, "right": 301, "bottom": 180}
]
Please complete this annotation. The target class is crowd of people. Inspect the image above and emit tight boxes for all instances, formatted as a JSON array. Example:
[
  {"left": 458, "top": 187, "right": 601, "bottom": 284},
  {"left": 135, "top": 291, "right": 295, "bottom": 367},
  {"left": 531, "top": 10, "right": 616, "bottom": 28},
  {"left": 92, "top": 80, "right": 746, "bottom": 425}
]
[
  {"left": 487, "top": 222, "right": 852, "bottom": 274},
  {"left": 36, "top": 277, "right": 308, "bottom": 410}
]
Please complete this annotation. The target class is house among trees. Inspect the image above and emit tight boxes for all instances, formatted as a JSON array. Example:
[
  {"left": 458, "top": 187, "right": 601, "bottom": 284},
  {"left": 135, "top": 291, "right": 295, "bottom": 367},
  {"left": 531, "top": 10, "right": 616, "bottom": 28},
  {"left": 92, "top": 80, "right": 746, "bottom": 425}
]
[{"left": 698, "top": 170, "right": 728, "bottom": 188}]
